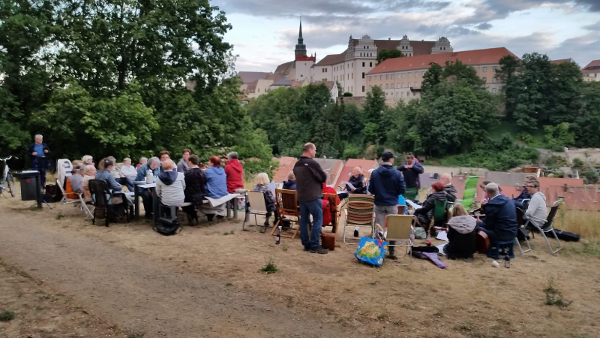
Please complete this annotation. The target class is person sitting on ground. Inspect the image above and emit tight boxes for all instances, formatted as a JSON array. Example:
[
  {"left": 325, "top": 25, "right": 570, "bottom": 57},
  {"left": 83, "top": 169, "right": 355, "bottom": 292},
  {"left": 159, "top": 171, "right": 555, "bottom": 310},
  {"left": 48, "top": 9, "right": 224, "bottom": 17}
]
[
  {"left": 398, "top": 152, "right": 424, "bottom": 202},
  {"left": 439, "top": 173, "right": 458, "bottom": 203},
  {"left": 82, "top": 155, "right": 94, "bottom": 167},
  {"left": 118, "top": 157, "right": 137, "bottom": 192},
  {"left": 513, "top": 176, "right": 535, "bottom": 209},
  {"left": 476, "top": 183, "right": 518, "bottom": 244},
  {"left": 414, "top": 181, "right": 447, "bottom": 235},
  {"left": 156, "top": 160, "right": 186, "bottom": 214},
  {"left": 525, "top": 180, "right": 547, "bottom": 229},
  {"left": 182, "top": 155, "right": 207, "bottom": 225},
  {"left": 224, "top": 152, "right": 244, "bottom": 193},
  {"left": 81, "top": 165, "right": 97, "bottom": 202},
  {"left": 65, "top": 164, "right": 84, "bottom": 199},
  {"left": 201, "top": 156, "right": 229, "bottom": 221},
  {"left": 136, "top": 157, "right": 147, "bottom": 170},
  {"left": 282, "top": 172, "right": 297, "bottom": 190},
  {"left": 444, "top": 204, "right": 477, "bottom": 260},
  {"left": 177, "top": 149, "right": 191, "bottom": 173},
  {"left": 135, "top": 157, "right": 161, "bottom": 218},
  {"left": 253, "top": 173, "right": 278, "bottom": 228},
  {"left": 345, "top": 167, "right": 366, "bottom": 194}
]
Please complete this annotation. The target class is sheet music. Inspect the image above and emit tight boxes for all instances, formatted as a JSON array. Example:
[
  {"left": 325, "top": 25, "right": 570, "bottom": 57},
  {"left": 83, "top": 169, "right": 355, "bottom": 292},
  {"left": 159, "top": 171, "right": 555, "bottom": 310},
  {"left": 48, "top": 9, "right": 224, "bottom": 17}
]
[
  {"left": 436, "top": 231, "right": 449, "bottom": 241},
  {"left": 346, "top": 182, "right": 356, "bottom": 191},
  {"left": 406, "top": 199, "right": 422, "bottom": 209}
]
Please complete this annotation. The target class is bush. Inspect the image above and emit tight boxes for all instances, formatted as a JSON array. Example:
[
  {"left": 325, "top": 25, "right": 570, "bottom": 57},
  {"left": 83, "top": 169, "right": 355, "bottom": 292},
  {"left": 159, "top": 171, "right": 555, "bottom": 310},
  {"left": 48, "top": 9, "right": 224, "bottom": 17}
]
[
  {"left": 343, "top": 92, "right": 353, "bottom": 97},
  {"left": 572, "top": 158, "right": 584, "bottom": 167},
  {"left": 342, "top": 143, "right": 363, "bottom": 160},
  {"left": 0, "top": 310, "right": 15, "bottom": 322}
]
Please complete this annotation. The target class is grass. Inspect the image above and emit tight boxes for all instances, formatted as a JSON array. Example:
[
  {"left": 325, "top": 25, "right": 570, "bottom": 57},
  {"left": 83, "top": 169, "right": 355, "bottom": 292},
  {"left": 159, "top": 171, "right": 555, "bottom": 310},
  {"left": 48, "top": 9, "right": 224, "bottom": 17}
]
[
  {"left": 222, "top": 230, "right": 235, "bottom": 236},
  {"left": 544, "top": 277, "right": 572, "bottom": 308},
  {"left": 259, "top": 258, "right": 279, "bottom": 274},
  {"left": 127, "top": 334, "right": 144, "bottom": 338},
  {"left": 0, "top": 310, "right": 15, "bottom": 322},
  {"left": 554, "top": 209, "right": 600, "bottom": 239}
]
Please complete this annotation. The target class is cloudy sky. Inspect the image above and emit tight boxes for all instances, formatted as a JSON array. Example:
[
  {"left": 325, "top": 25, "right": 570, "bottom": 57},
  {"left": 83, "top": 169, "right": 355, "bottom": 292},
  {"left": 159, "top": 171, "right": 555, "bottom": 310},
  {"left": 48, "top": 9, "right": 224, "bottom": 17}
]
[{"left": 212, "top": 0, "right": 600, "bottom": 72}]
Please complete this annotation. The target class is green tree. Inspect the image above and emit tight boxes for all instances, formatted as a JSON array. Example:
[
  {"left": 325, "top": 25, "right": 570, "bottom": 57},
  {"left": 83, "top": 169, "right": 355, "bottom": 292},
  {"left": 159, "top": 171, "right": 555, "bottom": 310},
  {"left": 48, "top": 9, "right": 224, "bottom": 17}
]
[
  {"left": 573, "top": 82, "right": 600, "bottom": 147},
  {"left": 363, "top": 86, "right": 386, "bottom": 144},
  {"left": 543, "top": 123, "right": 575, "bottom": 150},
  {"left": 377, "top": 49, "right": 403, "bottom": 64},
  {"left": 546, "top": 61, "right": 583, "bottom": 124},
  {"left": 421, "top": 63, "right": 443, "bottom": 94}
]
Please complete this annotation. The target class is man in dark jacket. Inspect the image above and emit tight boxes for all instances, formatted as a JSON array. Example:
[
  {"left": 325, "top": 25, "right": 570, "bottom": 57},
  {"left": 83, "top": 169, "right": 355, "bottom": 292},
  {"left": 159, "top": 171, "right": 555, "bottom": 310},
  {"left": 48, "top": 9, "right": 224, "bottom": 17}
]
[
  {"left": 345, "top": 167, "right": 366, "bottom": 194},
  {"left": 513, "top": 176, "right": 534, "bottom": 209},
  {"left": 477, "top": 182, "right": 518, "bottom": 243},
  {"left": 369, "top": 151, "right": 406, "bottom": 258},
  {"left": 398, "top": 153, "right": 424, "bottom": 202},
  {"left": 440, "top": 173, "right": 458, "bottom": 203},
  {"left": 293, "top": 143, "right": 328, "bottom": 254},
  {"left": 28, "top": 134, "right": 50, "bottom": 187}
]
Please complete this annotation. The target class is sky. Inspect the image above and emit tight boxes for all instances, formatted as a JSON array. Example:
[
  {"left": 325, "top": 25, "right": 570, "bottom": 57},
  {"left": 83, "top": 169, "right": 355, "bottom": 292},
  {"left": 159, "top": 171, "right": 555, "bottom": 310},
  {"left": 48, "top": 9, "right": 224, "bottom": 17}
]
[{"left": 211, "top": 0, "right": 600, "bottom": 72}]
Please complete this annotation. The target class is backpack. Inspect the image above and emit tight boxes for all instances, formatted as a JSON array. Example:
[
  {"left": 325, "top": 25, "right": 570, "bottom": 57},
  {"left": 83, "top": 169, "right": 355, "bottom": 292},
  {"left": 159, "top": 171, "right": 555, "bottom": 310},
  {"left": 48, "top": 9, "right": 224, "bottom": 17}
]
[
  {"left": 553, "top": 229, "right": 580, "bottom": 242},
  {"left": 44, "top": 184, "right": 62, "bottom": 202},
  {"left": 153, "top": 218, "right": 182, "bottom": 236}
]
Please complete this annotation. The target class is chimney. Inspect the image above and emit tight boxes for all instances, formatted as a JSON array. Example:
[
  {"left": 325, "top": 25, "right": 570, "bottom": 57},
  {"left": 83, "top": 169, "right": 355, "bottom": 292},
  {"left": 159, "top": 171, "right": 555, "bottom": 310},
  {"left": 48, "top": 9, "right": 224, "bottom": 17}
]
[
  {"left": 563, "top": 184, "right": 568, "bottom": 193},
  {"left": 388, "top": 37, "right": 391, "bottom": 40}
]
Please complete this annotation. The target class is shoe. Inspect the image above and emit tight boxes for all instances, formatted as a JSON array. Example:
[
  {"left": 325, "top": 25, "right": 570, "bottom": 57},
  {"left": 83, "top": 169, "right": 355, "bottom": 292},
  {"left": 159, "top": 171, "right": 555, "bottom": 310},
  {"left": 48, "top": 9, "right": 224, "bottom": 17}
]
[
  {"left": 303, "top": 246, "right": 310, "bottom": 251},
  {"left": 354, "top": 227, "right": 359, "bottom": 238},
  {"left": 207, "top": 215, "right": 215, "bottom": 222},
  {"left": 310, "top": 246, "right": 329, "bottom": 254}
]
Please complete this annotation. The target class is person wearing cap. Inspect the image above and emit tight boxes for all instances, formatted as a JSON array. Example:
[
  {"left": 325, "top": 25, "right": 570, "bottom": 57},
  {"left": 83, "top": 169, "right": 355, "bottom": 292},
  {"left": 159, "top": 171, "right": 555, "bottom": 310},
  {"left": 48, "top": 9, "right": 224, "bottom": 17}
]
[
  {"left": 398, "top": 152, "right": 424, "bottom": 202},
  {"left": 369, "top": 151, "right": 406, "bottom": 258},
  {"left": 414, "top": 181, "right": 448, "bottom": 235}
]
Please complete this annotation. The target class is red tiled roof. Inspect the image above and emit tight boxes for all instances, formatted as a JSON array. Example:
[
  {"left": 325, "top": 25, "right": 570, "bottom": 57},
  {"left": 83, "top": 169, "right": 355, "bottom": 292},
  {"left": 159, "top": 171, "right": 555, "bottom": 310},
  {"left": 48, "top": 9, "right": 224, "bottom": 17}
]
[
  {"left": 335, "top": 159, "right": 378, "bottom": 188},
  {"left": 368, "top": 47, "right": 518, "bottom": 74},
  {"left": 273, "top": 157, "right": 297, "bottom": 183},
  {"left": 238, "top": 71, "right": 270, "bottom": 84},
  {"left": 582, "top": 60, "right": 600, "bottom": 74},
  {"left": 550, "top": 59, "right": 572, "bottom": 65}
]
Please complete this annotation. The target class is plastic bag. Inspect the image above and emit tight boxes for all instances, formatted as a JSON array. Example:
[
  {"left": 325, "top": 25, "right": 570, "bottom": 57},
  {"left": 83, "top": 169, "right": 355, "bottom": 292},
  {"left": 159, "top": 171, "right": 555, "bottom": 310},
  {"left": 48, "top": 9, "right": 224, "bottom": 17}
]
[
  {"left": 354, "top": 237, "right": 388, "bottom": 267},
  {"left": 414, "top": 226, "right": 427, "bottom": 239}
]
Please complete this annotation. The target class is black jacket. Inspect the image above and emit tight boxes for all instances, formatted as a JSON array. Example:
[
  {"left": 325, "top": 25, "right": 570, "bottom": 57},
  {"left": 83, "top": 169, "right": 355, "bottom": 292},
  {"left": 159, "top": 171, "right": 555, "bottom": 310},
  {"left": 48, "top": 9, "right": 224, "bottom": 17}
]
[
  {"left": 446, "top": 226, "right": 477, "bottom": 259},
  {"left": 398, "top": 161, "right": 424, "bottom": 189},
  {"left": 28, "top": 142, "right": 51, "bottom": 157},
  {"left": 184, "top": 167, "right": 207, "bottom": 203},
  {"left": 415, "top": 191, "right": 447, "bottom": 226},
  {"left": 444, "top": 184, "right": 458, "bottom": 203},
  {"left": 368, "top": 163, "right": 406, "bottom": 206},
  {"left": 293, "top": 156, "right": 327, "bottom": 202},
  {"left": 347, "top": 174, "right": 366, "bottom": 194},
  {"left": 480, "top": 194, "right": 519, "bottom": 241}
]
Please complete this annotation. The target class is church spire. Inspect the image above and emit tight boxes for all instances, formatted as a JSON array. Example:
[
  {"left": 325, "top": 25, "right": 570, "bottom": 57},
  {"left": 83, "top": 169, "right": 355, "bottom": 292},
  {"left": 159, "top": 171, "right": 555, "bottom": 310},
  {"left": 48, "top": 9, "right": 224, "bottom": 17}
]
[
  {"left": 294, "top": 18, "right": 307, "bottom": 59},
  {"left": 298, "top": 18, "right": 303, "bottom": 43}
]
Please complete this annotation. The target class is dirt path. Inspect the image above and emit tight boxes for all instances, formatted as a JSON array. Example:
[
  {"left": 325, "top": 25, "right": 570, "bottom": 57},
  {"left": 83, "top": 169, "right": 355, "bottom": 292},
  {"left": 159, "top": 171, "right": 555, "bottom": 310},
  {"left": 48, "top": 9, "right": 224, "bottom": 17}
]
[{"left": 0, "top": 209, "right": 353, "bottom": 338}]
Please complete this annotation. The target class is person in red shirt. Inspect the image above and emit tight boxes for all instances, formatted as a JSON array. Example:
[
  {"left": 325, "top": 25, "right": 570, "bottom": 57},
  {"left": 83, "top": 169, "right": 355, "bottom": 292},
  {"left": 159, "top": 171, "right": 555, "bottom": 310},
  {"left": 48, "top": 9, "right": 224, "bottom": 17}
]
[
  {"left": 322, "top": 183, "right": 340, "bottom": 226},
  {"left": 224, "top": 152, "right": 244, "bottom": 193}
]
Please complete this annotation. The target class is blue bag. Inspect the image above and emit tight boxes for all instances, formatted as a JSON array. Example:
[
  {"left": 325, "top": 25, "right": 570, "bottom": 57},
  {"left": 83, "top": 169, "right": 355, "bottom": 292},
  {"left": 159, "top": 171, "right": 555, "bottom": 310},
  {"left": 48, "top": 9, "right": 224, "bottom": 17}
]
[{"left": 354, "top": 237, "right": 388, "bottom": 267}]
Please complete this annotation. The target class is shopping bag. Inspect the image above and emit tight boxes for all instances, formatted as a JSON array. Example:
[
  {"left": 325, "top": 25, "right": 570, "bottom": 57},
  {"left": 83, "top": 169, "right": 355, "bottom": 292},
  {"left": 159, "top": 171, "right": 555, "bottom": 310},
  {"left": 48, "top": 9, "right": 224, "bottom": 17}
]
[{"left": 354, "top": 237, "right": 388, "bottom": 267}]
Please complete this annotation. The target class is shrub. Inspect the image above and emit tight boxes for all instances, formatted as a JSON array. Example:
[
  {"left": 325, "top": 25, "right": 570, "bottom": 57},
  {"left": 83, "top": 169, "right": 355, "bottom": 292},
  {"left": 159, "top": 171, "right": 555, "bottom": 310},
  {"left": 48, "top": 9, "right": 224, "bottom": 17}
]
[
  {"left": 0, "top": 310, "right": 15, "bottom": 322},
  {"left": 343, "top": 92, "right": 353, "bottom": 97},
  {"left": 572, "top": 158, "right": 584, "bottom": 167},
  {"left": 259, "top": 258, "right": 279, "bottom": 274}
]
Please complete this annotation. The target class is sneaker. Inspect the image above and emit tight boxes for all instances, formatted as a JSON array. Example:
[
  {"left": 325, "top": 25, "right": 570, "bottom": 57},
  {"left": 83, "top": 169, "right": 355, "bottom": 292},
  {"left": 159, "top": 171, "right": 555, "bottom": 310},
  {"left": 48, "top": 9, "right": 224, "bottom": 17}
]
[
  {"left": 310, "top": 246, "right": 329, "bottom": 254},
  {"left": 303, "top": 246, "right": 311, "bottom": 251}
]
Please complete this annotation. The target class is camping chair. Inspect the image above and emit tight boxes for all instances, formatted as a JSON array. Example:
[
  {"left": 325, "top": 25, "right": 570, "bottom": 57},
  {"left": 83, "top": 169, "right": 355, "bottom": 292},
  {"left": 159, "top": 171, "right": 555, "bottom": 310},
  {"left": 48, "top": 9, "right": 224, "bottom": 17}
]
[
  {"left": 243, "top": 191, "right": 268, "bottom": 232},
  {"left": 88, "top": 180, "right": 132, "bottom": 226},
  {"left": 56, "top": 159, "right": 73, "bottom": 186},
  {"left": 386, "top": 215, "right": 414, "bottom": 265},
  {"left": 433, "top": 200, "right": 448, "bottom": 228},
  {"left": 323, "top": 193, "right": 340, "bottom": 234},
  {"left": 271, "top": 189, "right": 301, "bottom": 239},
  {"left": 342, "top": 194, "right": 375, "bottom": 244},
  {"left": 514, "top": 207, "right": 532, "bottom": 254},
  {"left": 525, "top": 200, "right": 562, "bottom": 255},
  {"left": 404, "top": 187, "right": 419, "bottom": 202},
  {"left": 57, "top": 177, "right": 93, "bottom": 218}
]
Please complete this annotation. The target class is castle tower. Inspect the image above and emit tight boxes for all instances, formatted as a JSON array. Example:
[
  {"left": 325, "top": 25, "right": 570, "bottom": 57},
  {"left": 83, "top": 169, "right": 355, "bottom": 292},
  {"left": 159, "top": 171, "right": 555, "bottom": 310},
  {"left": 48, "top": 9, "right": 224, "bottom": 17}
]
[{"left": 295, "top": 19, "right": 307, "bottom": 60}]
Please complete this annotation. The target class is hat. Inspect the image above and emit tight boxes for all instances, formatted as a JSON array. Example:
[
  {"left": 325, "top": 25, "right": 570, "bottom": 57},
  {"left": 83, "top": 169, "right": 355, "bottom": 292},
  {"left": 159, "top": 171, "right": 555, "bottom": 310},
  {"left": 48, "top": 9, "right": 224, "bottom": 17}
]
[{"left": 381, "top": 151, "right": 396, "bottom": 161}]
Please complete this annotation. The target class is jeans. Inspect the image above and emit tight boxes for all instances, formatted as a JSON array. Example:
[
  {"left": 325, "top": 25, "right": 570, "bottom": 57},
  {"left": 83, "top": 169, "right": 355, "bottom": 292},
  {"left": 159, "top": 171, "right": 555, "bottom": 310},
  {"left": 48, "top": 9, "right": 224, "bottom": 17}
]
[
  {"left": 117, "top": 177, "right": 135, "bottom": 192},
  {"left": 299, "top": 199, "right": 323, "bottom": 249},
  {"left": 32, "top": 162, "right": 46, "bottom": 188}
]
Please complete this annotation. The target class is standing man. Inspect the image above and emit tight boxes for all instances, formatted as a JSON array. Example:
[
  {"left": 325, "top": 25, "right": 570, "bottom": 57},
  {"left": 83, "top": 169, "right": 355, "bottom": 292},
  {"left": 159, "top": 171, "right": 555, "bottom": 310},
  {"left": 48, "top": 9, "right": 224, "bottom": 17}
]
[
  {"left": 293, "top": 143, "right": 328, "bottom": 254},
  {"left": 369, "top": 151, "right": 406, "bottom": 258},
  {"left": 28, "top": 134, "right": 50, "bottom": 187},
  {"left": 398, "top": 152, "right": 423, "bottom": 202},
  {"left": 177, "top": 149, "right": 191, "bottom": 173}
]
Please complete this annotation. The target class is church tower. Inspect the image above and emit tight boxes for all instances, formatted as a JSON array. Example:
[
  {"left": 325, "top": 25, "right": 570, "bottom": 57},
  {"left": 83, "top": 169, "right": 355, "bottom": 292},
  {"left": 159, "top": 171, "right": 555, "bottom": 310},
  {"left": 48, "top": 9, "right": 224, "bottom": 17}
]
[{"left": 295, "top": 19, "right": 308, "bottom": 60}]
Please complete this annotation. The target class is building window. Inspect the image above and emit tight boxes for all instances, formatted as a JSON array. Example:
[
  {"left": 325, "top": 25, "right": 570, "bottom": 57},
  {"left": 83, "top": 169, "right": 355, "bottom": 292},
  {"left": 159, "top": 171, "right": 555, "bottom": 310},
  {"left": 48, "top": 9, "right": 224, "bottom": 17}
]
[
  {"left": 351, "top": 73, "right": 353, "bottom": 79},
  {"left": 386, "top": 84, "right": 389, "bottom": 89},
  {"left": 415, "top": 71, "right": 418, "bottom": 77},
  {"left": 483, "top": 66, "right": 487, "bottom": 72},
  {"left": 401, "top": 83, "right": 404, "bottom": 88},
  {"left": 362, "top": 86, "right": 365, "bottom": 92},
  {"left": 401, "top": 73, "right": 404, "bottom": 78},
  {"left": 493, "top": 66, "right": 497, "bottom": 72},
  {"left": 370, "top": 62, "right": 373, "bottom": 67},
  {"left": 362, "top": 72, "right": 365, "bottom": 79},
  {"left": 408, "top": 72, "right": 411, "bottom": 78},
  {"left": 482, "top": 77, "right": 486, "bottom": 82},
  {"left": 348, "top": 74, "right": 350, "bottom": 80},
  {"left": 391, "top": 74, "right": 395, "bottom": 79},
  {"left": 492, "top": 77, "right": 497, "bottom": 83},
  {"left": 362, "top": 62, "right": 365, "bottom": 67},
  {"left": 386, "top": 74, "right": 389, "bottom": 80},
  {"left": 369, "top": 76, "right": 372, "bottom": 81},
  {"left": 492, "top": 88, "right": 497, "bottom": 93},
  {"left": 380, "top": 75, "right": 383, "bottom": 80}
]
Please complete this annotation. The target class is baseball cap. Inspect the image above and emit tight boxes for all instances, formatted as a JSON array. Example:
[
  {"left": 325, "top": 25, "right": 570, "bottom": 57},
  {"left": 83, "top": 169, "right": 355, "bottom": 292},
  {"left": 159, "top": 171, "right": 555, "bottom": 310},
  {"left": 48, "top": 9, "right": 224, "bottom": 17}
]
[{"left": 381, "top": 151, "right": 397, "bottom": 161}]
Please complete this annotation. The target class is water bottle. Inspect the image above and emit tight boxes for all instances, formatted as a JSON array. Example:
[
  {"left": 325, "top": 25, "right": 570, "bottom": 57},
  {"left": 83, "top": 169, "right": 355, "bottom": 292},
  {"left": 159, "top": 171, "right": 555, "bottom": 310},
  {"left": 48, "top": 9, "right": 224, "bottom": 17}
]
[
  {"left": 504, "top": 255, "right": 510, "bottom": 268},
  {"left": 145, "top": 169, "right": 153, "bottom": 184},
  {"left": 354, "top": 226, "right": 359, "bottom": 238},
  {"left": 275, "top": 226, "right": 282, "bottom": 245}
]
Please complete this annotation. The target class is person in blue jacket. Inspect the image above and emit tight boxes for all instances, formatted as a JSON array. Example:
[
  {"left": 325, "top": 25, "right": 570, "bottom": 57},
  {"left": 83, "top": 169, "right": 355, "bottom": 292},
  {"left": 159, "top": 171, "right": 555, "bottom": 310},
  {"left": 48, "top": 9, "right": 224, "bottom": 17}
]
[
  {"left": 28, "top": 134, "right": 50, "bottom": 187},
  {"left": 477, "top": 182, "right": 519, "bottom": 243}
]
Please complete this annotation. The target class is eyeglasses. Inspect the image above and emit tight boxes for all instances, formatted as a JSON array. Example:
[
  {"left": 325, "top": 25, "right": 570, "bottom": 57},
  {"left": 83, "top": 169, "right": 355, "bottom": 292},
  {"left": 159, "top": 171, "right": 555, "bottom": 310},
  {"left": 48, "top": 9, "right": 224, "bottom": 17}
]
[{"left": 526, "top": 185, "right": 536, "bottom": 188}]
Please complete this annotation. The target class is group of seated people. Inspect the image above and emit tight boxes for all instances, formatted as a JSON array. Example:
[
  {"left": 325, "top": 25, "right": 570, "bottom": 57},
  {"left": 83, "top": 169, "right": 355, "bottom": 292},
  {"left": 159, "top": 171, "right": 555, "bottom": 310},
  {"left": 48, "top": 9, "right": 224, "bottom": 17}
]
[{"left": 64, "top": 150, "right": 247, "bottom": 224}]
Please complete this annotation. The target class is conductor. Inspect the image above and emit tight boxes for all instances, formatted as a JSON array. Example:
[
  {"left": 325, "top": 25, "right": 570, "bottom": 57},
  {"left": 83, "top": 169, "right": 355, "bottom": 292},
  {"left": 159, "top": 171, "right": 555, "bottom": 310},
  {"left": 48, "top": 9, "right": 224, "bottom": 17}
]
[{"left": 28, "top": 134, "right": 50, "bottom": 187}]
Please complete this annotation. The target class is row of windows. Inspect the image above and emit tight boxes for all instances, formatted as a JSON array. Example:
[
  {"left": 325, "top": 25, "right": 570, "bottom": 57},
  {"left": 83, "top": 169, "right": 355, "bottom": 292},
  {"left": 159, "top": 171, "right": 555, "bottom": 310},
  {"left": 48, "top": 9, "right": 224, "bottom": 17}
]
[
  {"left": 481, "top": 66, "right": 497, "bottom": 73},
  {"left": 360, "top": 53, "right": 373, "bottom": 57},
  {"left": 368, "top": 70, "right": 425, "bottom": 81},
  {"left": 481, "top": 77, "right": 498, "bottom": 83},
  {"left": 384, "top": 83, "right": 419, "bottom": 89}
]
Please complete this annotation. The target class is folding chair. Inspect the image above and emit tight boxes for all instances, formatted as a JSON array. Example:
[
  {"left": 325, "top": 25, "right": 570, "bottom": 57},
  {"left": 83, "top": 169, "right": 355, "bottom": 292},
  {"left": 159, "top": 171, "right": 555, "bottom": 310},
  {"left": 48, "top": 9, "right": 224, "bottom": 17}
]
[
  {"left": 386, "top": 215, "right": 414, "bottom": 265},
  {"left": 57, "top": 177, "right": 93, "bottom": 219},
  {"left": 515, "top": 207, "right": 532, "bottom": 254},
  {"left": 525, "top": 200, "right": 562, "bottom": 255},
  {"left": 342, "top": 194, "right": 375, "bottom": 244},
  {"left": 271, "top": 189, "right": 301, "bottom": 239},
  {"left": 433, "top": 199, "right": 448, "bottom": 228},
  {"left": 56, "top": 159, "right": 73, "bottom": 186},
  {"left": 243, "top": 191, "right": 268, "bottom": 231}
]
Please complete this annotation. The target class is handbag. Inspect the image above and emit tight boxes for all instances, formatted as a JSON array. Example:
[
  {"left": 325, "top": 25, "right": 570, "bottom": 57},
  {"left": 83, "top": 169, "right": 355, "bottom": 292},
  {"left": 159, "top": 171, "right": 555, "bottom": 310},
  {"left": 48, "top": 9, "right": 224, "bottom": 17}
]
[{"left": 354, "top": 237, "right": 388, "bottom": 267}]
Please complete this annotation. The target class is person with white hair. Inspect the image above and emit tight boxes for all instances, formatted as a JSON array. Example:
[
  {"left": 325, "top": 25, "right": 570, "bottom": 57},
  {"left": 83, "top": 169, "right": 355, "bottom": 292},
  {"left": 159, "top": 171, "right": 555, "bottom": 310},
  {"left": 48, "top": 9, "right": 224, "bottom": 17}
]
[
  {"left": 28, "top": 134, "right": 50, "bottom": 187},
  {"left": 82, "top": 155, "right": 94, "bottom": 167},
  {"left": 476, "top": 183, "right": 518, "bottom": 243},
  {"left": 156, "top": 159, "right": 186, "bottom": 208},
  {"left": 253, "top": 172, "right": 277, "bottom": 228},
  {"left": 135, "top": 157, "right": 162, "bottom": 218},
  {"left": 224, "top": 151, "right": 244, "bottom": 193},
  {"left": 439, "top": 173, "right": 458, "bottom": 203}
]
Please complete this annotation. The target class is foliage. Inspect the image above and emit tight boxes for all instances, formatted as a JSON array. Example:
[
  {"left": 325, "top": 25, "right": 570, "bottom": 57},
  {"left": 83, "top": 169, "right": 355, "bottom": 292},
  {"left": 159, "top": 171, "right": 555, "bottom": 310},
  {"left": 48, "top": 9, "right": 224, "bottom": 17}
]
[
  {"left": 572, "top": 158, "right": 584, "bottom": 168},
  {"left": 573, "top": 82, "right": 600, "bottom": 147},
  {"left": 422, "top": 60, "right": 483, "bottom": 95},
  {"left": 343, "top": 92, "right": 353, "bottom": 97},
  {"left": 259, "top": 258, "right": 279, "bottom": 274},
  {"left": 543, "top": 123, "right": 575, "bottom": 149},
  {"left": 0, "top": 0, "right": 275, "bottom": 175},
  {"left": 377, "top": 49, "right": 403, "bottom": 64},
  {"left": 544, "top": 277, "right": 572, "bottom": 308},
  {"left": 363, "top": 86, "right": 387, "bottom": 145},
  {"left": 0, "top": 310, "right": 15, "bottom": 322},
  {"left": 421, "top": 63, "right": 443, "bottom": 94}
]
